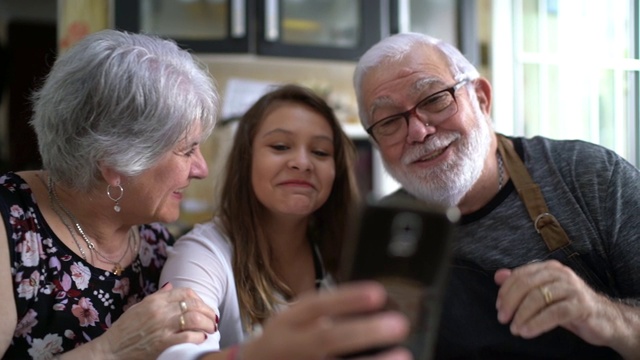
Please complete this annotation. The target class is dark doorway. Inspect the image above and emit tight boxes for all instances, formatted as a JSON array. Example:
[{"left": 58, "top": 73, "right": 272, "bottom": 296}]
[{"left": 7, "top": 20, "right": 56, "bottom": 171}]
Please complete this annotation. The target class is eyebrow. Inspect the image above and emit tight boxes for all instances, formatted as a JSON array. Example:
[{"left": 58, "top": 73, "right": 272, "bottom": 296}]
[
  {"left": 262, "top": 128, "right": 334, "bottom": 143},
  {"left": 415, "top": 77, "right": 447, "bottom": 94},
  {"left": 368, "top": 77, "right": 445, "bottom": 120}
]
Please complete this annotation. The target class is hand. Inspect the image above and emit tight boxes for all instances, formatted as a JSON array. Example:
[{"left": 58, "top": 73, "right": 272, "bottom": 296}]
[
  {"left": 494, "top": 259, "right": 616, "bottom": 346},
  {"left": 240, "top": 281, "right": 411, "bottom": 360},
  {"left": 97, "top": 283, "right": 218, "bottom": 360}
]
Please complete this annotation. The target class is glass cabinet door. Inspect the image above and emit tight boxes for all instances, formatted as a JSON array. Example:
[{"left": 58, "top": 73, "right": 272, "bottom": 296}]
[
  {"left": 265, "top": 0, "right": 359, "bottom": 48},
  {"left": 115, "top": 0, "right": 387, "bottom": 60},
  {"left": 390, "top": 0, "right": 457, "bottom": 46},
  {"left": 139, "top": 0, "right": 228, "bottom": 40},
  {"left": 257, "top": 0, "right": 385, "bottom": 61},
  {"left": 389, "top": 0, "right": 478, "bottom": 67},
  {"left": 115, "top": 0, "right": 253, "bottom": 53}
]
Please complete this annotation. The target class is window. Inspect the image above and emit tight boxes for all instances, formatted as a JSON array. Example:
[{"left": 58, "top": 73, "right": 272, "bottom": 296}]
[{"left": 491, "top": 0, "right": 640, "bottom": 167}]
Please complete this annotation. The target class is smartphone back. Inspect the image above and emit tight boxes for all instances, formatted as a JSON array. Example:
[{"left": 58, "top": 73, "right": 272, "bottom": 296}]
[{"left": 339, "top": 196, "right": 460, "bottom": 360}]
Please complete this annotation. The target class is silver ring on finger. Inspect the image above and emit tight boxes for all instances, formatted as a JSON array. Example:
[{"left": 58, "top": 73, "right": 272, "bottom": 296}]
[{"left": 179, "top": 300, "right": 188, "bottom": 313}]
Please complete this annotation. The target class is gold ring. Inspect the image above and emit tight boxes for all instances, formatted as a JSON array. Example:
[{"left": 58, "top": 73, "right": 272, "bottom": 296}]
[
  {"left": 179, "top": 300, "right": 188, "bottom": 313},
  {"left": 539, "top": 286, "right": 553, "bottom": 305},
  {"left": 179, "top": 314, "right": 186, "bottom": 331}
]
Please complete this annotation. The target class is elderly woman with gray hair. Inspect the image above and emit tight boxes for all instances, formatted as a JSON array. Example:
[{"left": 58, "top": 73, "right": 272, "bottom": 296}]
[{"left": 0, "top": 29, "right": 219, "bottom": 359}]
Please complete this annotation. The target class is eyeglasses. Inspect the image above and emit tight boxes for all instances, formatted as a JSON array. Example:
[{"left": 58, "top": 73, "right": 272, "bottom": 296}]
[{"left": 366, "top": 79, "right": 470, "bottom": 146}]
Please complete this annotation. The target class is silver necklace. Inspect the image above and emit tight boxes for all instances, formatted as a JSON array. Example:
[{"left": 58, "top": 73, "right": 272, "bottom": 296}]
[
  {"left": 48, "top": 176, "right": 134, "bottom": 275},
  {"left": 497, "top": 151, "right": 505, "bottom": 190},
  {"left": 48, "top": 180, "right": 88, "bottom": 261}
]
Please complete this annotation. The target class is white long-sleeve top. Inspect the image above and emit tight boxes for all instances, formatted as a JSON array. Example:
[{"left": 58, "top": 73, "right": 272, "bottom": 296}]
[{"left": 157, "top": 218, "right": 331, "bottom": 359}]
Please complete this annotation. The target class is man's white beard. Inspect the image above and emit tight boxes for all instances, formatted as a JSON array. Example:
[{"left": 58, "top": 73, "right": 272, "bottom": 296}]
[{"left": 384, "top": 113, "right": 492, "bottom": 208}]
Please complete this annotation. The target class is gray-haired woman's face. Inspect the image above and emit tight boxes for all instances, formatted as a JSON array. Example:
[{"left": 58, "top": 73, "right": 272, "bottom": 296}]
[{"left": 121, "top": 124, "right": 209, "bottom": 224}]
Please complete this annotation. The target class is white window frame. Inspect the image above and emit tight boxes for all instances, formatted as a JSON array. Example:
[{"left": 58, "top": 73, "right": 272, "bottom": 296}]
[{"left": 491, "top": 0, "right": 640, "bottom": 167}]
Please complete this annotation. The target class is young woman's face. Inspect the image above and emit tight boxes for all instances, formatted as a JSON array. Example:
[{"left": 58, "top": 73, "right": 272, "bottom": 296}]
[{"left": 251, "top": 103, "right": 336, "bottom": 219}]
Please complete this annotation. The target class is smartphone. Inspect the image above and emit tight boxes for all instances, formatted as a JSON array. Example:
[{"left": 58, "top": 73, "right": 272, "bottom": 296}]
[{"left": 338, "top": 196, "right": 460, "bottom": 360}]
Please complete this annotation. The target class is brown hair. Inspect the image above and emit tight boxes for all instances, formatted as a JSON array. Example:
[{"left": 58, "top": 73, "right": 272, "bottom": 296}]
[{"left": 216, "top": 84, "right": 360, "bottom": 329}]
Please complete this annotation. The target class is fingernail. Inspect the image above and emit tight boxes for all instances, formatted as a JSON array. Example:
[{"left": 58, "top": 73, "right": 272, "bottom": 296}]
[
  {"left": 161, "top": 282, "right": 170, "bottom": 288},
  {"left": 497, "top": 310, "right": 506, "bottom": 323},
  {"left": 510, "top": 323, "right": 519, "bottom": 336}
]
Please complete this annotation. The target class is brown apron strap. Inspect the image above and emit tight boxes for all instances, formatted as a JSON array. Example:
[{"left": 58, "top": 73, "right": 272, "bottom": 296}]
[{"left": 496, "top": 134, "right": 571, "bottom": 251}]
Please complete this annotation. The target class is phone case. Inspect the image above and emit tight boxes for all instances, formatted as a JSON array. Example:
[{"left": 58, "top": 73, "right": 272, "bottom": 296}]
[{"left": 339, "top": 197, "right": 460, "bottom": 359}]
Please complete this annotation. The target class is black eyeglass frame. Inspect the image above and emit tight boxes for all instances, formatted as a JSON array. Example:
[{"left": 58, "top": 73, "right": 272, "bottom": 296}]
[{"left": 365, "top": 78, "right": 471, "bottom": 142}]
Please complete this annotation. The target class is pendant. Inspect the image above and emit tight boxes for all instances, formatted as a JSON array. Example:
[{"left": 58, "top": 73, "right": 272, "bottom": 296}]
[
  {"left": 112, "top": 264, "right": 123, "bottom": 276},
  {"left": 114, "top": 204, "right": 121, "bottom": 212}
]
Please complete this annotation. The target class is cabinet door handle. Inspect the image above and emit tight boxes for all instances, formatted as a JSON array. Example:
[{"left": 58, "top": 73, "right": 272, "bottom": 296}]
[
  {"left": 231, "top": 0, "right": 246, "bottom": 38},
  {"left": 397, "top": 0, "right": 411, "bottom": 33},
  {"left": 264, "top": 0, "right": 279, "bottom": 41}
]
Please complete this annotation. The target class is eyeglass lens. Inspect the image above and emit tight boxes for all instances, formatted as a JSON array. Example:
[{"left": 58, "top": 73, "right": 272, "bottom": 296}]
[{"left": 372, "top": 89, "right": 458, "bottom": 145}]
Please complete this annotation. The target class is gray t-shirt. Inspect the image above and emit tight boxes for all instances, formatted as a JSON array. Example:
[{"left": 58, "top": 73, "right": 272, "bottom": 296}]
[{"left": 453, "top": 136, "right": 639, "bottom": 298}]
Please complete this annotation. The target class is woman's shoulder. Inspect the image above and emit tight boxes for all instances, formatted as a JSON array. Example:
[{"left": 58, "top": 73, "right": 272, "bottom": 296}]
[
  {"left": 171, "top": 219, "right": 232, "bottom": 256},
  {"left": 0, "top": 171, "right": 30, "bottom": 194}
]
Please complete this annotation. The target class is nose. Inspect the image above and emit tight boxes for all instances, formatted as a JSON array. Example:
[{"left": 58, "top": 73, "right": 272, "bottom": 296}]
[
  {"left": 405, "top": 114, "right": 435, "bottom": 143},
  {"left": 190, "top": 148, "right": 209, "bottom": 179},
  {"left": 288, "top": 149, "right": 313, "bottom": 171}
]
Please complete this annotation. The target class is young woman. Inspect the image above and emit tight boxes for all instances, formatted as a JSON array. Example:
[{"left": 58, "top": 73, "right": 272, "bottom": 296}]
[{"left": 159, "top": 84, "right": 410, "bottom": 360}]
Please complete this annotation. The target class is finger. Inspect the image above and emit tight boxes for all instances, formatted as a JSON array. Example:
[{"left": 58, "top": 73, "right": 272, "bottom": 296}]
[
  {"left": 160, "top": 282, "right": 173, "bottom": 291},
  {"left": 285, "top": 281, "right": 388, "bottom": 326},
  {"left": 166, "top": 288, "right": 218, "bottom": 323},
  {"left": 497, "top": 261, "right": 562, "bottom": 323},
  {"left": 511, "top": 282, "right": 579, "bottom": 338},
  {"left": 163, "top": 329, "right": 209, "bottom": 348},
  {"left": 494, "top": 268, "right": 512, "bottom": 286},
  {"left": 322, "top": 311, "right": 410, "bottom": 357},
  {"left": 180, "top": 309, "right": 218, "bottom": 334},
  {"left": 164, "top": 286, "right": 201, "bottom": 302},
  {"left": 342, "top": 346, "right": 412, "bottom": 360},
  {"left": 509, "top": 282, "right": 562, "bottom": 335},
  {"left": 358, "top": 346, "right": 412, "bottom": 360}
]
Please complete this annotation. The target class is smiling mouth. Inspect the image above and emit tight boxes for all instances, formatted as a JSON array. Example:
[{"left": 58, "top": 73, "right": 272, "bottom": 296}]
[
  {"left": 416, "top": 146, "right": 448, "bottom": 163},
  {"left": 280, "top": 181, "right": 314, "bottom": 188}
]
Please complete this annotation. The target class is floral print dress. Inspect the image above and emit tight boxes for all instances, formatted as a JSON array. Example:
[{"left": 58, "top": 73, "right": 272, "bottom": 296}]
[{"left": 0, "top": 172, "right": 171, "bottom": 360}]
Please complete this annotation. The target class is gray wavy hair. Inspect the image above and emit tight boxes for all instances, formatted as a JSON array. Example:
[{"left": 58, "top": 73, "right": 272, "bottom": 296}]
[
  {"left": 30, "top": 29, "right": 219, "bottom": 192},
  {"left": 353, "top": 32, "right": 479, "bottom": 128}
]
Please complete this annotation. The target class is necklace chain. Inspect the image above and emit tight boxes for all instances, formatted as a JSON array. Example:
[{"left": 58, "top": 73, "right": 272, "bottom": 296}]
[
  {"left": 497, "top": 151, "right": 505, "bottom": 191},
  {"left": 47, "top": 175, "right": 135, "bottom": 275},
  {"left": 49, "top": 181, "right": 88, "bottom": 261}
]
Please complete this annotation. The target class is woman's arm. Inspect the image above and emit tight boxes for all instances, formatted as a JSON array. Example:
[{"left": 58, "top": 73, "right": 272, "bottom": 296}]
[
  {"left": 159, "top": 223, "right": 239, "bottom": 349},
  {"left": 199, "top": 282, "right": 411, "bottom": 360},
  {"left": 55, "top": 284, "right": 217, "bottom": 359}
]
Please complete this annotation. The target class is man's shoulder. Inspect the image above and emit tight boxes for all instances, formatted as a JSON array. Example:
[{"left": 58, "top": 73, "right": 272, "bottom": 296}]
[
  {"left": 520, "top": 135, "right": 615, "bottom": 155},
  {"left": 516, "top": 135, "right": 623, "bottom": 169}
]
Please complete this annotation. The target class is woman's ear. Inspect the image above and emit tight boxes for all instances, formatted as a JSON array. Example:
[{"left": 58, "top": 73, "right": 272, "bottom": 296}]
[
  {"left": 473, "top": 77, "right": 492, "bottom": 116},
  {"left": 97, "top": 162, "right": 121, "bottom": 186}
]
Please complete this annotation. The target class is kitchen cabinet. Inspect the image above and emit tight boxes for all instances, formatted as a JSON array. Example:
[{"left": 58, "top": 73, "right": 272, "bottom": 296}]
[
  {"left": 114, "top": 0, "right": 387, "bottom": 61},
  {"left": 389, "top": 0, "right": 478, "bottom": 66},
  {"left": 115, "top": 0, "right": 477, "bottom": 63}
]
